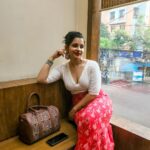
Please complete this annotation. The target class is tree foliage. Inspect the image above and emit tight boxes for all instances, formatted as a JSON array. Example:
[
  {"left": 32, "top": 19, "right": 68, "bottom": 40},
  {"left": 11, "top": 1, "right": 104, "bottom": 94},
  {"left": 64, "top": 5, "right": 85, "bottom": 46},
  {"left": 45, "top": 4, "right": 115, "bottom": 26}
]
[
  {"left": 111, "top": 29, "right": 131, "bottom": 49},
  {"left": 143, "top": 28, "right": 150, "bottom": 51},
  {"left": 100, "top": 23, "right": 110, "bottom": 38},
  {"left": 100, "top": 37, "right": 112, "bottom": 48},
  {"left": 129, "top": 15, "right": 150, "bottom": 51}
]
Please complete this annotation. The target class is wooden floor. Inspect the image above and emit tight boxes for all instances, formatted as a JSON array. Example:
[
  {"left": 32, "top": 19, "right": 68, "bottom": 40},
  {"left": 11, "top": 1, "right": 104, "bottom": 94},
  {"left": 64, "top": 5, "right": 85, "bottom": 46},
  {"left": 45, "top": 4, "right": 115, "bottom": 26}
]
[{"left": 0, "top": 120, "right": 77, "bottom": 150}]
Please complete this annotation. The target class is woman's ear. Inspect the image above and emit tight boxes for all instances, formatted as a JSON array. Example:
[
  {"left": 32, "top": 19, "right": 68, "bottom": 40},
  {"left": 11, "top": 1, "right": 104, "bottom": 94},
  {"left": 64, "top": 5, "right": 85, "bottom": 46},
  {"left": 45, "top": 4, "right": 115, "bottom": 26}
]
[
  {"left": 65, "top": 45, "right": 68, "bottom": 51},
  {"left": 64, "top": 46, "right": 70, "bottom": 59}
]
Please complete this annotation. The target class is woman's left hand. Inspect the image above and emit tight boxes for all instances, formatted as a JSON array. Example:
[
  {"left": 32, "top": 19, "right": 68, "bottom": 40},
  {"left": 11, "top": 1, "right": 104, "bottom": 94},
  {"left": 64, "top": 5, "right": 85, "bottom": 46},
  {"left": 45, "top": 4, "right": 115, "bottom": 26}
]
[{"left": 69, "top": 107, "right": 77, "bottom": 121}]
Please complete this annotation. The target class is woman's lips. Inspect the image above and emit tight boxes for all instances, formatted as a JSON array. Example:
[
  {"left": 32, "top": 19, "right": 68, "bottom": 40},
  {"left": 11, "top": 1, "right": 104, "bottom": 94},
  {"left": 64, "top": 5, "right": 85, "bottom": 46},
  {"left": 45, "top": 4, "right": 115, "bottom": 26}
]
[{"left": 73, "top": 51, "right": 82, "bottom": 56}]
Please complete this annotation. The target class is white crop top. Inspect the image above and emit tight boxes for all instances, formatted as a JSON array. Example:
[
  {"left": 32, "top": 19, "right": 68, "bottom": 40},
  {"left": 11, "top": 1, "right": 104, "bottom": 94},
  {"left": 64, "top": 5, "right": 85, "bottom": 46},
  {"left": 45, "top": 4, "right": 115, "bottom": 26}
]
[{"left": 47, "top": 60, "right": 101, "bottom": 95}]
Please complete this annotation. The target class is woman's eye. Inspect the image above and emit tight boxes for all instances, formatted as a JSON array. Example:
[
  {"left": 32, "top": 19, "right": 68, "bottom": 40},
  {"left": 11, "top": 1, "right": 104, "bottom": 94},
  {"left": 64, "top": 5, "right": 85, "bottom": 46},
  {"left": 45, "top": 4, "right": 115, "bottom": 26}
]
[
  {"left": 72, "top": 44, "right": 78, "bottom": 48},
  {"left": 72, "top": 44, "right": 84, "bottom": 48},
  {"left": 80, "top": 45, "right": 84, "bottom": 48}
]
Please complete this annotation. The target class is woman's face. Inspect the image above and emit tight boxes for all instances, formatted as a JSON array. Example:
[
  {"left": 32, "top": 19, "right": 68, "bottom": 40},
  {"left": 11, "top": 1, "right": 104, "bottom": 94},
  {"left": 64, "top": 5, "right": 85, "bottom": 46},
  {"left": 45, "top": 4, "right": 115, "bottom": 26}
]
[{"left": 67, "top": 37, "right": 85, "bottom": 60}]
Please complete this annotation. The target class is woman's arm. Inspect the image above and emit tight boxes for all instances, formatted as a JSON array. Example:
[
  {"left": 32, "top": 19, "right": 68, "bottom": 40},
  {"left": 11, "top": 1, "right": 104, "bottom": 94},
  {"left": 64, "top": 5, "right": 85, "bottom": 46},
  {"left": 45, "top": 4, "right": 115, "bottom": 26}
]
[
  {"left": 37, "top": 56, "right": 54, "bottom": 84},
  {"left": 37, "top": 49, "right": 65, "bottom": 84},
  {"left": 69, "top": 93, "right": 97, "bottom": 120}
]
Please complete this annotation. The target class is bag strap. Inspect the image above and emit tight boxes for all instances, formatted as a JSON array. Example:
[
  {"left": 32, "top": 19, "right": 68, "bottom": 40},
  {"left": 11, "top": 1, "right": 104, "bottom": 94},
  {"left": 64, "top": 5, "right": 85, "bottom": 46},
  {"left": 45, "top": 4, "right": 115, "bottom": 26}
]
[
  {"left": 26, "top": 92, "right": 40, "bottom": 111},
  {"left": 28, "top": 105, "right": 48, "bottom": 112}
]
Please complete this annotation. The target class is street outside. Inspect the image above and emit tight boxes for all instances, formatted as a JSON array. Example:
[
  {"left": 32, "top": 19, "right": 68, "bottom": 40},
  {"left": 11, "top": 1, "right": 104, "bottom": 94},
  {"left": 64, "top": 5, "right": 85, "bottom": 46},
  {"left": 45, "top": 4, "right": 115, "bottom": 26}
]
[{"left": 102, "top": 80, "right": 150, "bottom": 128}]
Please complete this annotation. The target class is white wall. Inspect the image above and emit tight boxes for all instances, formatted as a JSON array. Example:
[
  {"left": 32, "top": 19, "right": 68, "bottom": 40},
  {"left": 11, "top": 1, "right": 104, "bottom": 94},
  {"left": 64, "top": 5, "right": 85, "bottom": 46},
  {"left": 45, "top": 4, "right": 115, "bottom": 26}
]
[{"left": 0, "top": 0, "right": 88, "bottom": 82}]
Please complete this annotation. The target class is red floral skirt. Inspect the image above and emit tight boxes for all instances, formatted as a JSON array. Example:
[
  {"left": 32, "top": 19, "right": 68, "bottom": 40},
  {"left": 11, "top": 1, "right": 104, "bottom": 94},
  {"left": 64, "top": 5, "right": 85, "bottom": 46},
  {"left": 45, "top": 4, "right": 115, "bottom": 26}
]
[{"left": 72, "top": 90, "right": 114, "bottom": 150}]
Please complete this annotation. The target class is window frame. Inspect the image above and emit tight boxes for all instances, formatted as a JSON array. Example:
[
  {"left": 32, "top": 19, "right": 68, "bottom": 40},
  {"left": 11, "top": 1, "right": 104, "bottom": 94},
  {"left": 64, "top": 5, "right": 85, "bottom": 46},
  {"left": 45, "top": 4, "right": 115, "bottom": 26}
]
[
  {"left": 110, "top": 11, "right": 115, "bottom": 20},
  {"left": 119, "top": 9, "right": 125, "bottom": 19}
]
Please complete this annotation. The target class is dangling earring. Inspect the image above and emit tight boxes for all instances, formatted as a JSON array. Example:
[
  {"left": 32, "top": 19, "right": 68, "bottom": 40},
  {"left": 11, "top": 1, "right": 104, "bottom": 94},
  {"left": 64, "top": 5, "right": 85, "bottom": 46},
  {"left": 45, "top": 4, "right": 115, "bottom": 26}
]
[
  {"left": 65, "top": 48, "right": 70, "bottom": 59},
  {"left": 65, "top": 52, "right": 70, "bottom": 59}
]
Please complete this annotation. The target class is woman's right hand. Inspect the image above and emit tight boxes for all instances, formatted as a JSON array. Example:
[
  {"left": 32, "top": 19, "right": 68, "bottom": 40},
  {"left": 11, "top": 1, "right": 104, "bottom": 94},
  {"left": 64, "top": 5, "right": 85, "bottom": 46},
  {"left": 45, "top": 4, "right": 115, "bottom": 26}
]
[
  {"left": 51, "top": 49, "right": 65, "bottom": 60},
  {"left": 37, "top": 48, "right": 65, "bottom": 83}
]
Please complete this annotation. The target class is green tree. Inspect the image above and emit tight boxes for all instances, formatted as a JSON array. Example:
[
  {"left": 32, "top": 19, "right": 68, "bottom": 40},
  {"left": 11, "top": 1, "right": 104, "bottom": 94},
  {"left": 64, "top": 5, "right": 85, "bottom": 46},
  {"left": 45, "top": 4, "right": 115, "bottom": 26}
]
[
  {"left": 143, "top": 28, "right": 150, "bottom": 51},
  {"left": 132, "top": 16, "right": 145, "bottom": 51},
  {"left": 100, "top": 23, "right": 110, "bottom": 38},
  {"left": 100, "top": 37, "right": 113, "bottom": 48},
  {"left": 100, "top": 23, "right": 112, "bottom": 49},
  {"left": 112, "top": 29, "right": 131, "bottom": 49},
  {"left": 131, "top": 15, "right": 150, "bottom": 51}
]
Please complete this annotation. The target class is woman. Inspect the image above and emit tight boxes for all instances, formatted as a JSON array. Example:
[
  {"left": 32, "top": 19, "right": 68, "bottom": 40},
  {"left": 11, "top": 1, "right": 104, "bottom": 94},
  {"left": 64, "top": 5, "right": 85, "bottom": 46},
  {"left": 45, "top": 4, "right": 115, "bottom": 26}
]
[{"left": 37, "top": 31, "right": 114, "bottom": 150}]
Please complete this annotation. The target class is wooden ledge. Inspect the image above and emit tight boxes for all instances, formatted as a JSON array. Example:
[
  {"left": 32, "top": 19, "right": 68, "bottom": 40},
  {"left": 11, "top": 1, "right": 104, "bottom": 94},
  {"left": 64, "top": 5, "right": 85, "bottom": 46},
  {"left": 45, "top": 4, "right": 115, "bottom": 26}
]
[
  {"left": 111, "top": 114, "right": 150, "bottom": 140},
  {"left": 0, "top": 78, "right": 37, "bottom": 90}
]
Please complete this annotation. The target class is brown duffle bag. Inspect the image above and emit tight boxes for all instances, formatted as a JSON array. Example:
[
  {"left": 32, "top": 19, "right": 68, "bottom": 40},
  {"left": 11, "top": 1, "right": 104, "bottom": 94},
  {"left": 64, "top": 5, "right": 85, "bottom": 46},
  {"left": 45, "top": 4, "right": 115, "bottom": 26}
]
[{"left": 18, "top": 92, "right": 60, "bottom": 145}]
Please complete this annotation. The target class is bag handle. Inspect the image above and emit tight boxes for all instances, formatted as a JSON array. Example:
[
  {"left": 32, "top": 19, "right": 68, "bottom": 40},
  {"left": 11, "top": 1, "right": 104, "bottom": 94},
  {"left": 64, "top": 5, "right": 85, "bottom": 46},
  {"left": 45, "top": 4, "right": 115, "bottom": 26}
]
[
  {"left": 26, "top": 92, "right": 41, "bottom": 111},
  {"left": 28, "top": 105, "right": 48, "bottom": 112}
]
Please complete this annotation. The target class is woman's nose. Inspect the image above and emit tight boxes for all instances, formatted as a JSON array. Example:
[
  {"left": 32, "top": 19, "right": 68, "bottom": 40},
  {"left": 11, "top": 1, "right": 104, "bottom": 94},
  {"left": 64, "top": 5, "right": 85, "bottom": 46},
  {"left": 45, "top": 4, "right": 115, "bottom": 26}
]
[{"left": 77, "top": 46, "right": 82, "bottom": 50}]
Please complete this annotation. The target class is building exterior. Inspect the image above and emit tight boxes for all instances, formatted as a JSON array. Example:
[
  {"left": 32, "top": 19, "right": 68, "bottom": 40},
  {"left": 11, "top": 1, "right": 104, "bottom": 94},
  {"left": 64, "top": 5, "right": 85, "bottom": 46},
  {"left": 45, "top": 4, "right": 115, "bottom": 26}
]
[{"left": 101, "top": 1, "right": 150, "bottom": 36}]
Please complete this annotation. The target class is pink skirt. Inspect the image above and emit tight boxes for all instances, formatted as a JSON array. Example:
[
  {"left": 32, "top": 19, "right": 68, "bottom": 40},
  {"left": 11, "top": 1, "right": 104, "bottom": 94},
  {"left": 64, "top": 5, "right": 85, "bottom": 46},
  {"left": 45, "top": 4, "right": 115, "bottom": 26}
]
[{"left": 72, "top": 90, "right": 114, "bottom": 150}]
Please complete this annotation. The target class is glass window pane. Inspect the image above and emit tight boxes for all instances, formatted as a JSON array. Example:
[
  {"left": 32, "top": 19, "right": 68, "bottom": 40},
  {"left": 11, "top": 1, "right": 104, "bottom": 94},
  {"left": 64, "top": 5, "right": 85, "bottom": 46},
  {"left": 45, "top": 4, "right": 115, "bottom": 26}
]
[{"left": 100, "top": 1, "right": 150, "bottom": 128}]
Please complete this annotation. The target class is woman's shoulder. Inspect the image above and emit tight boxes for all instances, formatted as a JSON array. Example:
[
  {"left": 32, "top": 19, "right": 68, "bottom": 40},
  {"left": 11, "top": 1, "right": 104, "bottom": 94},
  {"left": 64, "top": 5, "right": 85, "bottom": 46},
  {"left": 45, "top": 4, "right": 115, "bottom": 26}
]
[
  {"left": 85, "top": 59, "right": 100, "bottom": 72},
  {"left": 55, "top": 61, "right": 68, "bottom": 70},
  {"left": 86, "top": 59, "right": 99, "bottom": 67}
]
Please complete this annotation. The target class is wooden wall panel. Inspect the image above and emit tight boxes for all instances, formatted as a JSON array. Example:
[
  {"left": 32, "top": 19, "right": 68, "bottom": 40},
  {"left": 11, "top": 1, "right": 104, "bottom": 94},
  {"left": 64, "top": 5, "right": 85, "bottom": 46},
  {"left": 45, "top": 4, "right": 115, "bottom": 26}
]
[
  {"left": 0, "top": 79, "right": 72, "bottom": 141},
  {"left": 101, "top": 0, "right": 140, "bottom": 9},
  {"left": 112, "top": 124, "right": 150, "bottom": 150}
]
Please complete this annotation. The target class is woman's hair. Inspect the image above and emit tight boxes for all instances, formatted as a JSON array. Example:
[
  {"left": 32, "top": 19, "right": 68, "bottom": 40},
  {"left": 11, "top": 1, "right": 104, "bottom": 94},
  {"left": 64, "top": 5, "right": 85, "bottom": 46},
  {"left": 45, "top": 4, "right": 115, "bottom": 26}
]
[{"left": 64, "top": 31, "right": 84, "bottom": 46}]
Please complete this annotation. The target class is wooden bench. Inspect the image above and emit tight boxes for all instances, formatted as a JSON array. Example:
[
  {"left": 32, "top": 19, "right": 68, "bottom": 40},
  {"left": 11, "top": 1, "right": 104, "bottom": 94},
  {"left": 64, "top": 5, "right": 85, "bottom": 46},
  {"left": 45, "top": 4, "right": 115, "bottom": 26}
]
[
  {"left": 0, "top": 79, "right": 76, "bottom": 150},
  {"left": 1, "top": 78, "right": 150, "bottom": 150},
  {"left": 0, "top": 120, "right": 77, "bottom": 150}
]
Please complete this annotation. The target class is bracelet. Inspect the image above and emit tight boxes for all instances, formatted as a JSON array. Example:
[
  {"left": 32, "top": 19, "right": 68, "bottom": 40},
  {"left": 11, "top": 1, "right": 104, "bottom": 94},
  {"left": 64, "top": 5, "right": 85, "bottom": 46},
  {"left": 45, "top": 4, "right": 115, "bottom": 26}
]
[{"left": 46, "top": 59, "right": 53, "bottom": 66}]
